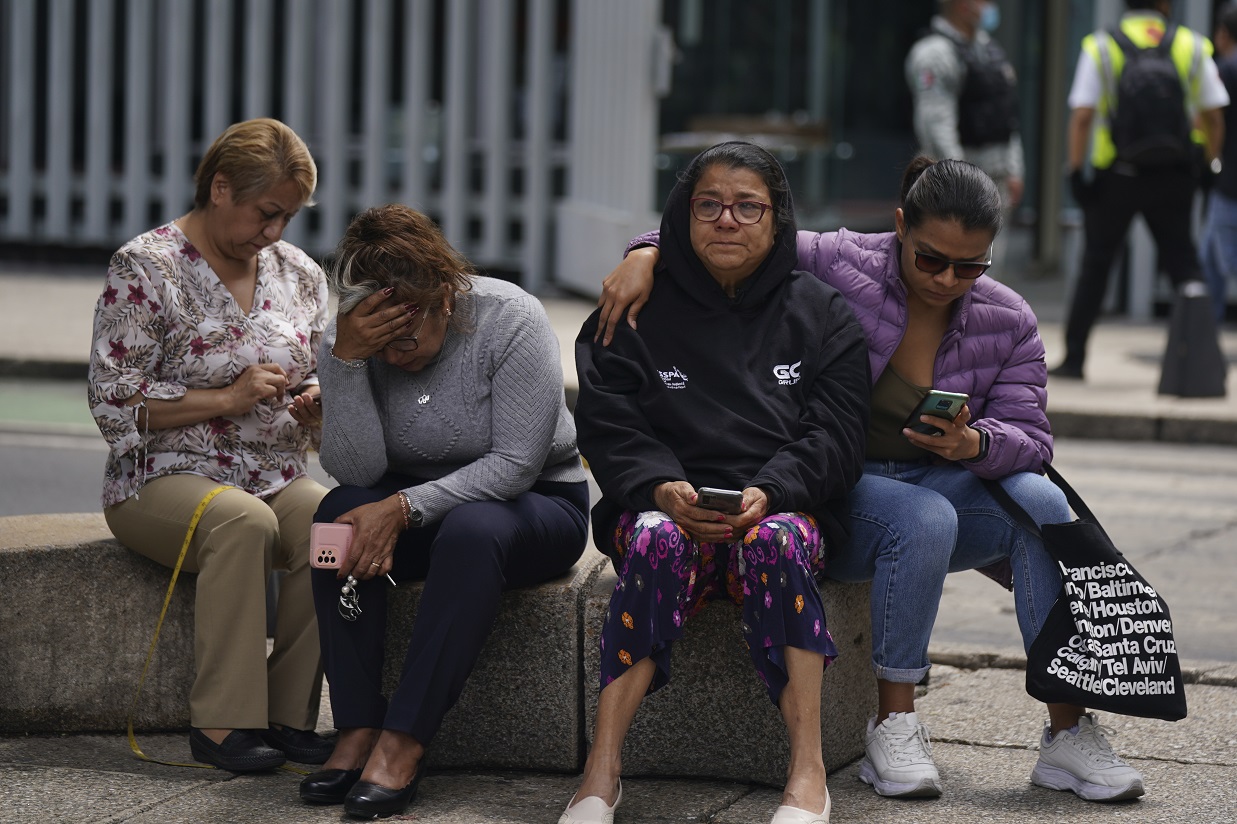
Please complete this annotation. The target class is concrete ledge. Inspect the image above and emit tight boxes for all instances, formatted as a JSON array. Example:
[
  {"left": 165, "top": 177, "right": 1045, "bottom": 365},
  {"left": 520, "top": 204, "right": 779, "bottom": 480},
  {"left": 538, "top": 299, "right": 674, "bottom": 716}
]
[
  {"left": 0, "top": 513, "right": 195, "bottom": 732},
  {"left": 382, "top": 549, "right": 609, "bottom": 773},
  {"left": 1047, "top": 409, "right": 1237, "bottom": 446},
  {"left": 1046, "top": 411, "right": 1159, "bottom": 442},
  {"left": 583, "top": 568, "right": 875, "bottom": 786}
]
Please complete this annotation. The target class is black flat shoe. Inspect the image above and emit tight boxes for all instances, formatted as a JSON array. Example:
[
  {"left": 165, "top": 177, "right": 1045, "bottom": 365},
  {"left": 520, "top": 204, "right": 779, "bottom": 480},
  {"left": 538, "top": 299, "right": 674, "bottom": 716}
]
[
  {"left": 299, "top": 767, "right": 363, "bottom": 805},
  {"left": 188, "top": 727, "right": 286, "bottom": 772},
  {"left": 1048, "top": 361, "right": 1084, "bottom": 380},
  {"left": 261, "top": 725, "right": 336, "bottom": 764},
  {"left": 343, "top": 764, "right": 426, "bottom": 819}
]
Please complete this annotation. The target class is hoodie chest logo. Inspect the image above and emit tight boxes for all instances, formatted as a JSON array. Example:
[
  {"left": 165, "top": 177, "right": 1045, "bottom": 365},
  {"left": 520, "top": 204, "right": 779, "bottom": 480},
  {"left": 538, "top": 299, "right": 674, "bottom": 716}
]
[
  {"left": 773, "top": 360, "right": 801, "bottom": 386},
  {"left": 658, "top": 366, "right": 689, "bottom": 390}
]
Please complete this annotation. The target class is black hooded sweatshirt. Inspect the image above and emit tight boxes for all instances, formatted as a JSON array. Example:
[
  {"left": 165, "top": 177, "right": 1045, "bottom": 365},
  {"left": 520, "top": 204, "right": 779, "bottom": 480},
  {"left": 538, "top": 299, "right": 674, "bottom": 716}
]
[{"left": 574, "top": 147, "right": 871, "bottom": 553}]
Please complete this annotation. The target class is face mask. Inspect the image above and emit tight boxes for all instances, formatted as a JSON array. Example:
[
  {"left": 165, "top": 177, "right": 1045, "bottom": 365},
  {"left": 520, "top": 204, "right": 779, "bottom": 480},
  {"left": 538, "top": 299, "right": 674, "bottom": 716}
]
[{"left": 979, "top": 2, "right": 1000, "bottom": 32}]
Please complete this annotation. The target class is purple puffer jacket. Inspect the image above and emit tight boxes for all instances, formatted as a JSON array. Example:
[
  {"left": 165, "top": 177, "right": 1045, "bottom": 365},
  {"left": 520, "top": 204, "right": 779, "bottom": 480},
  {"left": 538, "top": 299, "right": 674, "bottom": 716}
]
[
  {"left": 630, "top": 227, "right": 1052, "bottom": 479},
  {"left": 795, "top": 228, "right": 1051, "bottom": 479}
]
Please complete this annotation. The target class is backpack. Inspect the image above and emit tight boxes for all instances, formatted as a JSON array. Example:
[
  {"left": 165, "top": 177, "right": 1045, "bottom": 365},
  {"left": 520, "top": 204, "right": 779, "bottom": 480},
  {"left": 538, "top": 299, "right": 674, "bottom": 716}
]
[
  {"left": 954, "top": 37, "right": 1019, "bottom": 147},
  {"left": 1101, "top": 24, "right": 1197, "bottom": 167}
]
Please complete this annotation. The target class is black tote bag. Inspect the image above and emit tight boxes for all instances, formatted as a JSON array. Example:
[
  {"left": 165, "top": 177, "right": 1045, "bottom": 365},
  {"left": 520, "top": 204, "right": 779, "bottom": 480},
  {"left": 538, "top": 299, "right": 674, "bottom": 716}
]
[{"left": 986, "top": 464, "right": 1187, "bottom": 722}]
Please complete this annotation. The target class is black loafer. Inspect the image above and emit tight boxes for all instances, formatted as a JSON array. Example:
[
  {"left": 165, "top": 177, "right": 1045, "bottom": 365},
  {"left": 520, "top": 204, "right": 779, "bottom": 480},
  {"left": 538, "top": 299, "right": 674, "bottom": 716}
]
[
  {"left": 299, "top": 767, "right": 363, "bottom": 805},
  {"left": 188, "top": 727, "right": 286, "bottom": 772},
  {"left": 261, "top": 725, "right": 336, "bottom": 764},
  {"left": 1048, "top": 361, "right": 1084, "bottom": 380},
  {"left": 343, "top": 764, "right": 426, "bottom": 819}
]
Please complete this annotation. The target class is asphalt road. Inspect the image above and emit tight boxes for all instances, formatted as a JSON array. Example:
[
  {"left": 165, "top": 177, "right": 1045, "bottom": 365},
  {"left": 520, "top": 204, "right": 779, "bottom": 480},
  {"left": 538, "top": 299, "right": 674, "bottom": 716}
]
[{"left": 3, "top": 418, "right": 1233, "bottom": 665}]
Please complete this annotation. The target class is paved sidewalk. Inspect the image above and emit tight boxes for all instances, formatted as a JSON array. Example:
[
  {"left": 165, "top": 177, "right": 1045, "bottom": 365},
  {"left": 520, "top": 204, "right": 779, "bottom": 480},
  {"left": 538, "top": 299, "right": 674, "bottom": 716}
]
[{"left": 2, "top": 662, "right": 1235, "bottom": 822}]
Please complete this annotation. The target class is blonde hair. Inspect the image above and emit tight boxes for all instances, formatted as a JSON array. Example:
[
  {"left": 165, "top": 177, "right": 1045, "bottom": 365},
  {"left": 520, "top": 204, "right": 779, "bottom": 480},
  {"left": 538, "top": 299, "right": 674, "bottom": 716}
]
[
  {"left": 331, "top": 204, "right": 475, "bottom": 318},
  {"left": 193, "top": 118, "right": 317, "bottom": 209}
]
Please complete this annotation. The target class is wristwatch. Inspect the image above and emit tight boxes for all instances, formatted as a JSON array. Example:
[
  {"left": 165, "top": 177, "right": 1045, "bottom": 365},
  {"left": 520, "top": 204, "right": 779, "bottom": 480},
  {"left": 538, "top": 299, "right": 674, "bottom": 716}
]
[
  {"left": 965, "top": 427, "right": 991, "bottom": 463},
  {"left": 397, "top": 490, "right": 426, "bottom": 529}
]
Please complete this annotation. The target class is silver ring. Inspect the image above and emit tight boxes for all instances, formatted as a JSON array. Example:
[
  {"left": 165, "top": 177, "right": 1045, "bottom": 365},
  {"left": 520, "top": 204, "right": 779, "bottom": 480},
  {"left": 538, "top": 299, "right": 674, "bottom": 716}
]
[{"left": 370, "top": 561, "right": 381, "bottom": 567}]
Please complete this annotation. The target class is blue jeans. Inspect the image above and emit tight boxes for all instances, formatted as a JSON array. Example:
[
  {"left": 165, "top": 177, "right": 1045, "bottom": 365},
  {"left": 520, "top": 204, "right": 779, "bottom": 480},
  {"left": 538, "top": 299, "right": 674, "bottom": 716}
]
[
  {"left": 827, "top": 460, "right": 1068, "bottom": 684},
  {"left": 1200, "top": 190, "right": 1237, "bottom": 324}
]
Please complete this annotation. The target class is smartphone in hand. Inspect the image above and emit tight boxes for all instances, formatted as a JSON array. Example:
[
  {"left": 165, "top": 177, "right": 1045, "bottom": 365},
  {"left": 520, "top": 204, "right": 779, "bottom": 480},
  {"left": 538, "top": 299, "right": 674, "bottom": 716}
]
[
  {"left": 310, "top": 523, "right": 353, "bottom": 568},
  {"left": 696, "top": 487, "right": 744, "bottom": 515},
  {"left": 902, "top": 390, "right": 970, "bottom": 437}
]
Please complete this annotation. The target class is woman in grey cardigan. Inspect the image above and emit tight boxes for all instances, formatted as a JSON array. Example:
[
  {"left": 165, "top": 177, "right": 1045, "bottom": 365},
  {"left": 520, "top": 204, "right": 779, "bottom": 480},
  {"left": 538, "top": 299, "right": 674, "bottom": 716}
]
[{"left": 299, "top": 204, "right": 589, "bottom": 819}]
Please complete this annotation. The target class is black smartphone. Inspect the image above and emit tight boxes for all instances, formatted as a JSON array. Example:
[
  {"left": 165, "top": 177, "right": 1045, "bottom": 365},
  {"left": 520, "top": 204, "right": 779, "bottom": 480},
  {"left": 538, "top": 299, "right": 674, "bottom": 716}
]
[
  {"left": 696, "top": 486, "right": 744, "bottom": 515},
  {"left": 902, "top": 390, "right": 970, "bottom": 436}
]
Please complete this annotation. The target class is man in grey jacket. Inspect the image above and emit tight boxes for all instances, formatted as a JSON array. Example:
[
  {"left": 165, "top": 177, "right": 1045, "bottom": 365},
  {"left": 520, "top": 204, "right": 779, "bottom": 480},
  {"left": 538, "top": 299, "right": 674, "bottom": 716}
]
[{"left": 906, "top": 0, "right": 1023, "bottom": 271}]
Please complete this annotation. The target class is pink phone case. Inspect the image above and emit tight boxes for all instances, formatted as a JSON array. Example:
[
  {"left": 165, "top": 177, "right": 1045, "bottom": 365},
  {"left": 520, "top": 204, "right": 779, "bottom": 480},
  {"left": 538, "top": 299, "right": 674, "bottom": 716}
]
[{"left": 310, "top": 523, "right": 353, "bottom": 569}]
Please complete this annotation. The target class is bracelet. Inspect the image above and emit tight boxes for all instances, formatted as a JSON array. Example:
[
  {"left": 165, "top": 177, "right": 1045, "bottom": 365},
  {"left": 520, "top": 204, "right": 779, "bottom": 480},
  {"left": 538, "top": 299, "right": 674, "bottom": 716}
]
[
  {"left": 396, "top": 491, "right": 412, "bottom": 530},
  {"left": 329, "top": 346, "right": 367, "bottom": 368}
]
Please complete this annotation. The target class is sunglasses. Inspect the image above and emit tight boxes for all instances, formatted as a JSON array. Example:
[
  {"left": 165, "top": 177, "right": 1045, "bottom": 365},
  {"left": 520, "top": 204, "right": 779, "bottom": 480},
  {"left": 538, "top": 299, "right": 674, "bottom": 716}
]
[{"left": 907, "top": 233, "right": 992, "bottom": 280}]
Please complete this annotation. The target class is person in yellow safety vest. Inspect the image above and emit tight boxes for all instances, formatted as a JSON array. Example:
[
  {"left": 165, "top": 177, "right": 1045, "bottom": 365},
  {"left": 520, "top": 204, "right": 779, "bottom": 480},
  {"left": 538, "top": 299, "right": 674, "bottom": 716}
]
[{"left": 1053, "top": 0, "right": 1228, "bottom": 380}]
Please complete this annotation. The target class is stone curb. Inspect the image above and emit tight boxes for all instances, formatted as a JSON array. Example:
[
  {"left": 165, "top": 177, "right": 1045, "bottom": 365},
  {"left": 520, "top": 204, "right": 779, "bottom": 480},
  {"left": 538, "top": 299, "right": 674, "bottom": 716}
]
[
  {"left": 0, "top": 358, "right": 87, "bottom": 379},
  {"left": 1047, "top": 409, "right": 1237, "bottom": 446}
]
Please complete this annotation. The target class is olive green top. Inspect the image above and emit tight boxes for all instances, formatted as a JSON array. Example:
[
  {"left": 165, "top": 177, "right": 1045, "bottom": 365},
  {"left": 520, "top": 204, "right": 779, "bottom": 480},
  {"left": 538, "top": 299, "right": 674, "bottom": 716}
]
[{"left": 866, "top": 366, "right": 930, "bottom": 461}]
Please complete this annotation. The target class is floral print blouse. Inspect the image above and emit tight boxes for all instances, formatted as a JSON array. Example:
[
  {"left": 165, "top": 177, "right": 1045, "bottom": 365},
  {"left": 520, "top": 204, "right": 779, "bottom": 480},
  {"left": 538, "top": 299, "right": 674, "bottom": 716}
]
[{"left": 87, "top": 223, "right": 328, "bottom": 506}]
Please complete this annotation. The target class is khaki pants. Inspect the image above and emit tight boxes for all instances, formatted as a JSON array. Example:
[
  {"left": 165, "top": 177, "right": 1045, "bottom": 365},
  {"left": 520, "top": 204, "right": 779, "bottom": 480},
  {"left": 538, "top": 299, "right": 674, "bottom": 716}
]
[{"left": 105, "top": 474, "right": 328, "bottom": 730}]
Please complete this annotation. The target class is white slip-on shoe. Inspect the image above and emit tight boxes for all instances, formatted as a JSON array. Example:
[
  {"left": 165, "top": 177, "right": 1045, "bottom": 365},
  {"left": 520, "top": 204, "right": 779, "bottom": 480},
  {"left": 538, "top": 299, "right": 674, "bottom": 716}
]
[
  {"left": 770, "top": 789, "right": 831, "bottom": 823},
  {"left": 858, "top": 711, "right": 942, "bottom": 798},
  {"left": 1031, "top": 713, "right": 1145, "bottom": 802},
  {"left": 558, "top": 780, "right": 622, "bottom": 824}
]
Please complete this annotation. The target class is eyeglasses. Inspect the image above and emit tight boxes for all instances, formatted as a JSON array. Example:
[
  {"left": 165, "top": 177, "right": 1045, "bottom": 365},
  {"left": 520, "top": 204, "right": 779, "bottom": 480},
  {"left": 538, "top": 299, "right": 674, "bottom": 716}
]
[
  {"left": 689, "top": 197, "right": 772, "bottom": 225},
  {"left": 385, "top": 309, "right": 430, "bottom": 352},
  {"left": 907, "top": 234, "right": 992, "bottom": 280}
]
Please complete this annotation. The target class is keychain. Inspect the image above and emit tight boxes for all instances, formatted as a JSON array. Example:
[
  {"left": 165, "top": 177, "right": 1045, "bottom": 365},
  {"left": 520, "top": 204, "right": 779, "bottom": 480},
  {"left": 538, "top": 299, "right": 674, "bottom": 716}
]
[
  {"left": 338, "top": 575, "right": 362, "bottom": 621},
  {"left": 337, "top": 571, "right": 396, "bottom": 622}
]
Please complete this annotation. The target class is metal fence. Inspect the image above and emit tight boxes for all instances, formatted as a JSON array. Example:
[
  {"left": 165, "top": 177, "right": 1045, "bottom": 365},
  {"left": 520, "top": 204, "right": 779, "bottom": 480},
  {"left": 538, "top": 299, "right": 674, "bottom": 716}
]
[{"left": 0, "top": 0, "right": 570, "bottom": 291}]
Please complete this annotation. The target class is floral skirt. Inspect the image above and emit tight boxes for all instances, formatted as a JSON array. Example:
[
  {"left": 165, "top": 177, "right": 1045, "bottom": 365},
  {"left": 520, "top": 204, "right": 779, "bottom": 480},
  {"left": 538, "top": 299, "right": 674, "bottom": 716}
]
[{"left": 599, "top": 509, "right": 838, "bottom": 705}]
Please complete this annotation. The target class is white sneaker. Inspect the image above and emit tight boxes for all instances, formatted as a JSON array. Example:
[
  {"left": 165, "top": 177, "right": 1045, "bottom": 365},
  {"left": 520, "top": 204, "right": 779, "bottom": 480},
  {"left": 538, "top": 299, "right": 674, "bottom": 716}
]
[
  {"left": 858, "top": 712, "right": 942, "bottom": 798},
  {"left": 559, "top": 780, "right": 622, "bottom": 824},
  {"left": 1031, "top": 713, "right": 1145, "bottom": 802}
]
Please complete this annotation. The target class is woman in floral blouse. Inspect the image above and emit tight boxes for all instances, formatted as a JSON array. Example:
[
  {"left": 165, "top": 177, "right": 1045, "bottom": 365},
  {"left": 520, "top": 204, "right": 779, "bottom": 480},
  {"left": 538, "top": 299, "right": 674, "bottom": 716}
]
[{"left": 88, "top": 118, "right": 333, "bottom": 772}]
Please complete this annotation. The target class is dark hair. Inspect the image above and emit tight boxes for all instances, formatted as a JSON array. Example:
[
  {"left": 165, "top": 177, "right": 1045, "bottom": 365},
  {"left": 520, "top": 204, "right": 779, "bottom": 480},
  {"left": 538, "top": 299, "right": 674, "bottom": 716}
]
[
  {"left": 330, "top": 204, "right": 474, "bottom": 318},
  {"left": 899, "top": 156, "right": 1003, "bottom": 236},
  {"left": 1220, "top": 1, "right": 1237, "bottom": 41},
  {"left": 1125, "top": 0, "right": 1165, "bottom": 10},
  {"left": 678, "top": 142, "right": 793, "bottom": 236}
]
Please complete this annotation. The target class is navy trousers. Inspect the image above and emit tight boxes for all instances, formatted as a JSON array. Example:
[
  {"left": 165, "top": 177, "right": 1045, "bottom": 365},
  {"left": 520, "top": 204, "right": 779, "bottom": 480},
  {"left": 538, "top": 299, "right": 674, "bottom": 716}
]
[{"left": 311, "top": 474, "right": 588, "bottom": 745}]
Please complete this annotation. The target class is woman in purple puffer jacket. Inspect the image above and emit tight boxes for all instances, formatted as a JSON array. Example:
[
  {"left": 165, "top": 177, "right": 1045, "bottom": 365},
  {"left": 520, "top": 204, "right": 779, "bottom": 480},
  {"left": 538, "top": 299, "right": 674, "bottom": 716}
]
[{"left": 595, "top": 157, "right": 1145, "bottom": 807}]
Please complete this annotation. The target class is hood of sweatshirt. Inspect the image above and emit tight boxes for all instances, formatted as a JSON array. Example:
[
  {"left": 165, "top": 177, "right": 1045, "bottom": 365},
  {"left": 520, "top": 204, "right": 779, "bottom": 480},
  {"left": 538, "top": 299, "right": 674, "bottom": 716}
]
[{"left": 657, "top": 142, "right": 800, "bottom": 312}]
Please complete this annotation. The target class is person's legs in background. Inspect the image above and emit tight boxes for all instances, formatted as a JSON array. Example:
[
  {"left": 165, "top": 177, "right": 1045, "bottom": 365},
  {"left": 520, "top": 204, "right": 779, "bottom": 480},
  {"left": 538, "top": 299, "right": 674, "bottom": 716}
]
[
  {"left": 1198, "top": 189, "right": 1237, "bottom": 324},
  {"left": 1055, "top": 169, "right": 1141, "bottom": 378},
  {"left": 1139, "top": 168, "right": 1202, "bottom": 292}
]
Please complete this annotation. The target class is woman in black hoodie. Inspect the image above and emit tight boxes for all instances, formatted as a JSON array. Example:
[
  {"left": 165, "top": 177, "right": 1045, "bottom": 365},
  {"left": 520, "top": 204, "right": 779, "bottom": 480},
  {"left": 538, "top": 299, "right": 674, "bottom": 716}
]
[{"left": 562, "top": 143, "right": 870, "bottom": 824}]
